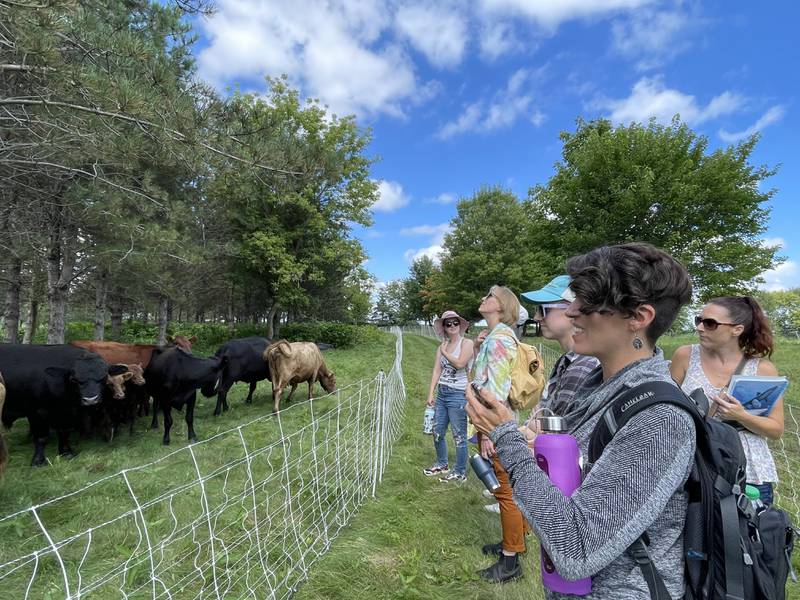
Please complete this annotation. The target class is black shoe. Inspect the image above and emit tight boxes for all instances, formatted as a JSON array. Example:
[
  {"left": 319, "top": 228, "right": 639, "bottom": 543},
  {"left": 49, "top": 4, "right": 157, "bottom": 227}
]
[
  {"left": 478, "top": 553, "right": 522, "bottom": 583},
  {"left": 482, "top": 541, "right": 503, "bottom": 556}
]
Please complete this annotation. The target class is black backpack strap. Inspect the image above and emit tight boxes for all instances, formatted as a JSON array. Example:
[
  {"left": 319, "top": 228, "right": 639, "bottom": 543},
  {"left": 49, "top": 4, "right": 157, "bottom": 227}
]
[
  {"left": 589, "top": 381, "right": 705, "bottom": 600},
  {"left": 716, "top": 477, "right": 746, "bottom": 600},
  {"left": 630, "top": 537, "right": 672, "bottom": 600}
]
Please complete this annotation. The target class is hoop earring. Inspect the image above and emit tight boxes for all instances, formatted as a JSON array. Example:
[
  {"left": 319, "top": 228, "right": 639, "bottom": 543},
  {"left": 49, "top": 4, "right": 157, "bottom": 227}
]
[{"left": 632, "top": 336, "right": 644, "bottom": 350}]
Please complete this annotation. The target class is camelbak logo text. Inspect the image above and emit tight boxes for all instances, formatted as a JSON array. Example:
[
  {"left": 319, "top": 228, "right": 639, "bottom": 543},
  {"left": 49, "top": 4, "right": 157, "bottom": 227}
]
[{"left": 620, "top": 390, "right": 655, "bottom": 413}]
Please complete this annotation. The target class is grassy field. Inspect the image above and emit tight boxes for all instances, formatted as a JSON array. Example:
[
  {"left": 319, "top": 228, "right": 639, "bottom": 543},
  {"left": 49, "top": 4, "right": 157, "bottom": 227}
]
[
  {"left": 0, "top": 332, "right": 796, "bottom": 598},
  {"left": 295, "top": 333, "right": 800, "bottom": 600}
]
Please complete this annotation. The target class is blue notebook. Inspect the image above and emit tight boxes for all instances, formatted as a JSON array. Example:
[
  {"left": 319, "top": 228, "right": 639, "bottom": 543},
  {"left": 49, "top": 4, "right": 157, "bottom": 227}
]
[{"left": 727, "top": 375, "right": 789, "bottom": 417}]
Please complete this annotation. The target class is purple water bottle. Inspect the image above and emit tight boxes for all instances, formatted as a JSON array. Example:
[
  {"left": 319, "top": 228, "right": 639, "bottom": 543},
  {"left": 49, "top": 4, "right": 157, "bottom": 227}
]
[{"left": 533, "top": 413, "right": 592, "bottom": 595}]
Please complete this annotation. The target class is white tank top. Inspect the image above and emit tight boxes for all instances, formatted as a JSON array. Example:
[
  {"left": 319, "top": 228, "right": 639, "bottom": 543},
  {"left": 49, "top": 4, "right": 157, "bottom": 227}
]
[
  {"left": 438, "top": 337, "right": 469, "bottom": 390},
  {"left": 680, "top": 344, "right": 778, "bottom": 484}
]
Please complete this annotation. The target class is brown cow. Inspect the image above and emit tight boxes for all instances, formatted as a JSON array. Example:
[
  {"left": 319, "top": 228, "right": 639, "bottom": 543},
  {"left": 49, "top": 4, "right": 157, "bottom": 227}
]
[
  {"left": 263, "top": 341, "right": 336, "bottom": 414},
  {"left": 70, "top": 337, "right": 194, "bottom": 420},
  {"left": 0, "top": 373, "right": 7, "bottom": 474}
]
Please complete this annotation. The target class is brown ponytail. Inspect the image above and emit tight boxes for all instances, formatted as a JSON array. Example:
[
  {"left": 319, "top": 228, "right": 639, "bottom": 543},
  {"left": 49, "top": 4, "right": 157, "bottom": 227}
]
[{"left": 708, "top": 296, "right": 774, "bottom": 358}]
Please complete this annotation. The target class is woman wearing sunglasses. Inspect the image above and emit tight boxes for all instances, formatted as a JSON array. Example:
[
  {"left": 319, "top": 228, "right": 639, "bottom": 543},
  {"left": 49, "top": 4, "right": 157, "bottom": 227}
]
[
  {"left": 466, "top": 243, "right": 694, "bottom": 599},
  {"left": 670, "top": 296, "right": 784, "bottom": 504},
  {"left": 423, "top": 310, "right": 474, "bottom": 482}
]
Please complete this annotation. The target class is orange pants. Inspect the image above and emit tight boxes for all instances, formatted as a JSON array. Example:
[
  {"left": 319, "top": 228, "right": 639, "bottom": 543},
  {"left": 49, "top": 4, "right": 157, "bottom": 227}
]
[{"left": 492, "top": 453, "right": 529, "bottom": 553}]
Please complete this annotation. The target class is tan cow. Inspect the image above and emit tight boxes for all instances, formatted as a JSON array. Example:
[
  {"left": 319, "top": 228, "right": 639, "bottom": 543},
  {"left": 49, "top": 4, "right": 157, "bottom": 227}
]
[
  {"left": 263, "top": 341, "right": 336, "bottom": 413},
  {"left": 0, "top": 373, "right": 6, "bottom": 474}
]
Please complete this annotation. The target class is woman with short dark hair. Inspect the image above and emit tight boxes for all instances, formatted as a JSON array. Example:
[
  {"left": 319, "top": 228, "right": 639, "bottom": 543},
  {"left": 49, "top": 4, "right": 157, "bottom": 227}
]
[
  {"left": 670, "top": 296, "right": 784, "bottom": 504},
  {"left": 466, "top": 243, "right": 694, "bottom": 599}
]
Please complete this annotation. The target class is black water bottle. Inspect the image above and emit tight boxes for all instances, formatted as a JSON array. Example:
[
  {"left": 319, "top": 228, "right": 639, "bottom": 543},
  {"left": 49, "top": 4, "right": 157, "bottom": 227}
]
[{"left": 470, "top": 453, "right": 500, "bottom": 492}]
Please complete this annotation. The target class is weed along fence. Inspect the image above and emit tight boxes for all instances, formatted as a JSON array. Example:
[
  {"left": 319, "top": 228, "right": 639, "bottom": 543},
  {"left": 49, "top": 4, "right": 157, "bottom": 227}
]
[{"left": 0, "top": 328, "right": 407, "bottom": 599}]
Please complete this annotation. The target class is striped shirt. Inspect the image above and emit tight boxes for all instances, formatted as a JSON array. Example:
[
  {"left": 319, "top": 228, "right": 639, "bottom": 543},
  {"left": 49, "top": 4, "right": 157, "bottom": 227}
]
[{"left": 540, "top": 352, "right": 600, "bottom": 425}]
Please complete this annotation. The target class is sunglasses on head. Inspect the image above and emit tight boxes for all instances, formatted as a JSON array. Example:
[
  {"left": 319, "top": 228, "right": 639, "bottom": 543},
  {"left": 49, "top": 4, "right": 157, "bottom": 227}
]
[
  {"left": 443, "top": 319, "right": 461, "bottom": 328},
  {"left": 694, "top": 316, "right": 737, "bottom": 331}
]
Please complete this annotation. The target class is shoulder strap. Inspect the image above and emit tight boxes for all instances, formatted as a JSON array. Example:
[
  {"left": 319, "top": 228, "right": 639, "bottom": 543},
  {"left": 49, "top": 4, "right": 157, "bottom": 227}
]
[
  {"left": 589, "top": 380, "right": 703, "bottom": 463},
  {"left": 732, "top": 355, "right": 748, "bottom": 378}
]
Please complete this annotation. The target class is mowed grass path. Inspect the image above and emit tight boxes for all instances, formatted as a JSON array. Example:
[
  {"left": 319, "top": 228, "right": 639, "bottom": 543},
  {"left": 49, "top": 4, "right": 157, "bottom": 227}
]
[{"left": 296, "top": 333, "right": 800, "bottom": 600}]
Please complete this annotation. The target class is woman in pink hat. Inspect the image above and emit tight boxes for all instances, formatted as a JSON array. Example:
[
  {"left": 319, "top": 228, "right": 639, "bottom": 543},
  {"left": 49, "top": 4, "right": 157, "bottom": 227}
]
[{"left": 423, "top": 310, "right": 474, "bottom": 482}]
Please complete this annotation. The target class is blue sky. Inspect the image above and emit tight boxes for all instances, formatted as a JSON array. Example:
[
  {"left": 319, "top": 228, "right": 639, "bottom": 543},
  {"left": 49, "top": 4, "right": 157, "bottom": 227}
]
[{"left": 194, "top": 0, "right": 800, "bottom": 290}]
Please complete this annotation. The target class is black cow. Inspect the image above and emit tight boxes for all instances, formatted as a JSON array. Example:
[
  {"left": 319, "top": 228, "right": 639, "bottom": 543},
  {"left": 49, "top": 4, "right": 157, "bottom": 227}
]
[
  {"left": 0, "top": 344, "right": 127, "bottom": 466},
  {"left": 145, "top": 347, "right": 222, "bottom": 445},
  {"left": 203, "top": 336, "right": 272, "bottom": 416}
]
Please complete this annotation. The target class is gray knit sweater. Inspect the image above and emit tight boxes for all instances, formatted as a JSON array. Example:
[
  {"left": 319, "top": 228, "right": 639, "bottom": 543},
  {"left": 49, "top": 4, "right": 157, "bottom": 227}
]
[{"left": 491, "top": 352, "right": 695, "bottom": 600}]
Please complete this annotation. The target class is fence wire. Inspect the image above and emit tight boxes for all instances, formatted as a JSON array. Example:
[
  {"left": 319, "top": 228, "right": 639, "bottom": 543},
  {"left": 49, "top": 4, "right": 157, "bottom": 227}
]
[{"left": 0, "top": 328, "right": 406, "bottom": 600}]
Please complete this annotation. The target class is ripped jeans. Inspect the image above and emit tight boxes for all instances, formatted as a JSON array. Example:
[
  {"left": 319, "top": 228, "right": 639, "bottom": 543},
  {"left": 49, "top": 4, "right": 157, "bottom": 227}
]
[{"left": 433, "top": 385, "right": 468, "bottom": 476}]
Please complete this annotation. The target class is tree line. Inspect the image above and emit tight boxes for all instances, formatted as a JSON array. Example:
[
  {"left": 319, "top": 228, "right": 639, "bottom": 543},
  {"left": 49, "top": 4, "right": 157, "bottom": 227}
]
[
  {"left": 1, "top": 0, "right": 377, "bottom": 345},
  {"left": 376, "top": 119, "right": 790, "bottom": 330}
]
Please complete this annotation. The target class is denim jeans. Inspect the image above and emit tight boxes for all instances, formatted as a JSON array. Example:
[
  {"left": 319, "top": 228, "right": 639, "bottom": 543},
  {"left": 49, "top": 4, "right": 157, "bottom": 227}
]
[{"left": 433, "top": 385, "right": 468, "bottom": 476}]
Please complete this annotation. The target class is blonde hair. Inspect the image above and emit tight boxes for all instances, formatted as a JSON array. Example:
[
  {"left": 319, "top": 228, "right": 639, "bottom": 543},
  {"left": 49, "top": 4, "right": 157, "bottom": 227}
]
[{"left": 490, "top": 285, "right": 520, "bottom": 327}]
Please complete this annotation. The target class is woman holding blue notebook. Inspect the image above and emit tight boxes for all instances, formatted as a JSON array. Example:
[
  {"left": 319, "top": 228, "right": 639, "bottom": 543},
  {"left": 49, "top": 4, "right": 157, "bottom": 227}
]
[{"left": 670, "top": 295, "right": 785, "bottom": 504}]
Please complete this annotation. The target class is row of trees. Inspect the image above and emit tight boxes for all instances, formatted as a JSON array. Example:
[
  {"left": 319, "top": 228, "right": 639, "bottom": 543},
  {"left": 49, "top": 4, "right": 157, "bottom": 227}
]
[
  {"left": 377, "top": 119, "right": 789, "bottom": 330},
  {"left": 1, "top": 0, "right": 377, "bottom": 344}
]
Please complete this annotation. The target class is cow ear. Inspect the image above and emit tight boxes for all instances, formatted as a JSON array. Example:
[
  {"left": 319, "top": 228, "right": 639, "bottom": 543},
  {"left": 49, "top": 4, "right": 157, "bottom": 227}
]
[
  {"left": 44, "top": 366, "right": 70, "bottom": 380},
  {"left": 107, "top": 364, "right": 129, "bottom": 376},
  {"left": 166, "top": 335, "right": 174, "bottom": 343},
  {"left": 189, "top": 336, "right": 197, "bottom": 344},
  {"left": 122, "top": 371, "right": 134, "bottom": 381}
]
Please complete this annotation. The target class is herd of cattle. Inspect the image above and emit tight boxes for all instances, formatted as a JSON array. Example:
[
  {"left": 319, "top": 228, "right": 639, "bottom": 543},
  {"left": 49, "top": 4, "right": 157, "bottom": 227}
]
[{"left": 0, "top": 336, "right": 337, "bottom": 470}]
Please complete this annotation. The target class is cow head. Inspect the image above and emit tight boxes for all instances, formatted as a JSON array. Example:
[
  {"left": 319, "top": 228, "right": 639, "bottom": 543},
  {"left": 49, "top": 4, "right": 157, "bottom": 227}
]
[
  {"left": 167, "top": 335, "right": 196, "bottom": 352},
  {"left": 126, "top": 363, "right": 146, "bottom": 386},
  {"left": 46, "top": 357, "right": 128, "bottom": 406},
  {"left": 200, "top": 355, "right": 227, "bottom": 398},
  {"left": 319, "top": 369, "right": 336, "bottom": 394},
  {"left": 106, "top": 370, "right": 133, "bottom": 400}
]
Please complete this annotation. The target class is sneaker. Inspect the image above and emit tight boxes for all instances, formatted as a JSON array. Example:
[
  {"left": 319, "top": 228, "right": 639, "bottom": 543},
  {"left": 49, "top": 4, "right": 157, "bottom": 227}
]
[
  {"left": 483, "top": 503, "right": 501, "bottom": 513},
  {"left": 422, "top": 464, "right": 449, "bottom": 476},
  {"left": 482, "top": 489, "right": 495, "bottom": 499},
  {"left": 440, "top": 473, "right": 467, "bottom": 483}
]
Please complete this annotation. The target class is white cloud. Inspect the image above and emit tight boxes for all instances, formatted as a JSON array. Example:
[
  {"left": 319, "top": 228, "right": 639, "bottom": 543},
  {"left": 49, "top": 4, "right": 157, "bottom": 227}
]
[
  {"left": 402, "top": 222, "right": 452, "bottom": 264},
  {"left": 719, "top": 105, "right": 787, "bottom": 143},
  {"left": 478, "top": 0, "right": 655, "bottom": 30},
  {"left": 428, "top": 192, "right": 458, "bottom": 204},
  {"left": 759, "top": 261, "right": 800, "bottom": 292},
  {"left": 479, "top": 20, "right": 525, "bottom": 60},
  {"left": 373, "top": 180, "right": 410, "bottom": 212},
  {"left": 404, "top": 245, "right": 445, "bottom": 264},
  {"left": 395, "top": 5, "right": 468, "bottom": 68},
  {"left": 611, "top": 9, "right": 693, "bottom": 71},
  {"left": 598, "top": 76, "right": 745, "bottom": 126},
  {"left": 197, "top": 0, "right": 423, "bottom": 118},
  {"left": 761, "top": 237, "right": 786, "bottom": 250},
  {"left": 365, "top": 230, "right": 385, "bottom": 238},
  {"left": 437, "top": 68, "right": 546, "bottom": 139}
]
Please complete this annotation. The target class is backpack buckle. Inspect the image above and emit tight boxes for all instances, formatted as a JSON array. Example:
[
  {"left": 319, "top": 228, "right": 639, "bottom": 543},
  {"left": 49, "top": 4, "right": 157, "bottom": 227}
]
[{"left": 736, "top": 493, "right": 751, "bottom": 515}]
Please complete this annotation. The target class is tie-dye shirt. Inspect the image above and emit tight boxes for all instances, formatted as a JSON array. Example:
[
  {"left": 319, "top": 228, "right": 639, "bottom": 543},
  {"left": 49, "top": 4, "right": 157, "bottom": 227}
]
[{"left": 470, "top": 322, "right": 518, "bottom": 406}]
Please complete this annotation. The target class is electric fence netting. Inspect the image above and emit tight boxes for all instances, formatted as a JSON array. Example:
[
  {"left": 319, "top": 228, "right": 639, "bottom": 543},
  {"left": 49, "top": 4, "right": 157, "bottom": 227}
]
[{"left": 0, "top": 327, "right": 407, "bottom": 599}]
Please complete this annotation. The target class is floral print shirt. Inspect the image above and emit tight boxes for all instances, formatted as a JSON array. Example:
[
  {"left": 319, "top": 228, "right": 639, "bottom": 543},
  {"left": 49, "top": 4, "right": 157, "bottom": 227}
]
[{"left": 470, "top": 322, "right": 518, "bottom": 406}]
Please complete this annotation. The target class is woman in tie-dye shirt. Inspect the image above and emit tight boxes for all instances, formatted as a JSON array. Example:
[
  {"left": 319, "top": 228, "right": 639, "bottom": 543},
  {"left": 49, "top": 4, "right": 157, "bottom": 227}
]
[{"left": 467, "top": 285, "right": 527, "bottom": 583}]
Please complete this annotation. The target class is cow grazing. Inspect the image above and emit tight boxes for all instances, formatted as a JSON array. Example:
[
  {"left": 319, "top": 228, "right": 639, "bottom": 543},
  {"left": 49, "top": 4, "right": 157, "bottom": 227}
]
[
  {"left": 0, "top": 373, "right": 7, "bottom": 474},
  {"left": 145, "top": 347, "right": 222, "bottom": 445},
  {"left": 0, "top": 344, "right": 127, "bottom": 465},
  {"left": 263, "top": 341, "right": 336, "bottom": 414},
  {"left": 202, "top": 336, "right": 272, "bottom": 416}
]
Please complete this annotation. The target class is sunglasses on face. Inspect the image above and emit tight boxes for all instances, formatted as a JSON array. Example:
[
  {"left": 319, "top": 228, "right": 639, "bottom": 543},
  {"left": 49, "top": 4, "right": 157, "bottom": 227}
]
[
  {"left": 694, "top": 316, "right": 737, "bottom": 331},
  {"left": 443, "top": 320, "right": 461, "bottom": 328},
  {"left": 535, "top": 303, "right": 569, "bottom": 318}
]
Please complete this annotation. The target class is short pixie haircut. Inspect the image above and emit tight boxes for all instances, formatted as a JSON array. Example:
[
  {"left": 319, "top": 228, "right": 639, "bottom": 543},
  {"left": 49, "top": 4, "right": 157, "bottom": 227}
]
[
  {"left": 490, "top": 285, "right": 521, "bottom": 327},
  {"left": 566, "top": 243, "right": 692, "bottom": 345}
]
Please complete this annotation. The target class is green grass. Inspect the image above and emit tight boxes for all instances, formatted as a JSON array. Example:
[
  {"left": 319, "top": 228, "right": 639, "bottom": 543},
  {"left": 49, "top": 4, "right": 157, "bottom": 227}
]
[{"left": 295, "top": 334, "right": 544, "bottom": 600}]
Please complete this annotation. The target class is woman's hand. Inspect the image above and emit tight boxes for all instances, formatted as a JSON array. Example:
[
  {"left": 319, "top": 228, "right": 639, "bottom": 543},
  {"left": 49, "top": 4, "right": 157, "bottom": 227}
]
[
  {"left": 465, "top": 384, "right": 514, "bottom": 438},
  {"left": 480, "top": 436, "right": 495, "bottom": 459},
  {"left": 426, "top": 396, "right": 435, "bottom": 407},
  {"left": 713, "top": 391, "right": 747, "bottom": 422}
]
